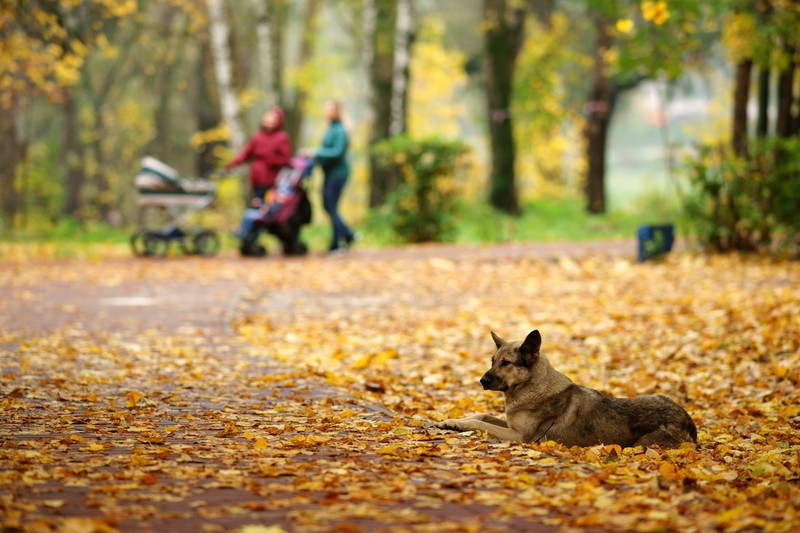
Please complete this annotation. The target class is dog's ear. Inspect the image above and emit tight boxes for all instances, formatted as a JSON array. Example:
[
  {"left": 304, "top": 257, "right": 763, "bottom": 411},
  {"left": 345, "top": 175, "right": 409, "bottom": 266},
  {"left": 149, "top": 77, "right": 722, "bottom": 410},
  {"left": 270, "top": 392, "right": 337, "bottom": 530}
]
[
  {"left": 490, "top": 331, "right": 506, "bottom": 349},
  {"left": 519, "top": 329, "right": 542, "bottom": 366}
]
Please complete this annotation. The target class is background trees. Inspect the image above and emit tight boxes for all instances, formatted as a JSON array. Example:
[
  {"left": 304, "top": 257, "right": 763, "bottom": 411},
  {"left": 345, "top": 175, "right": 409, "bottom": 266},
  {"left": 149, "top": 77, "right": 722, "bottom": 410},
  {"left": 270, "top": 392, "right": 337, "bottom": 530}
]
[{"left": 1, "top": 0, "right": 797, "bottom": 240}]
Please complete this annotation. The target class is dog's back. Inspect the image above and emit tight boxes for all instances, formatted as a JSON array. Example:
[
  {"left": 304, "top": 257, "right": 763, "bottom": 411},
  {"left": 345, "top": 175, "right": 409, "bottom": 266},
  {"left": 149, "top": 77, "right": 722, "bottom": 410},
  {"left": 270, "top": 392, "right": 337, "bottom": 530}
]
[
  {"left": 503, "top": 333, "right": 697, "bottom": 448},
  {"left": 534, "top": 385, "right": 698, "bottom": 447}
]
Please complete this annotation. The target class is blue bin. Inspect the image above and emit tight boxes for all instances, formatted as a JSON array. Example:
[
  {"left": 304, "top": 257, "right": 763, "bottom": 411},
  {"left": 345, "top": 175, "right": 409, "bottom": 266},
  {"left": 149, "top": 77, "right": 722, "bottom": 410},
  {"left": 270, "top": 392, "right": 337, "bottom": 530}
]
[{"left": 637, "top": 224, "right": 675, "bottom": 263}]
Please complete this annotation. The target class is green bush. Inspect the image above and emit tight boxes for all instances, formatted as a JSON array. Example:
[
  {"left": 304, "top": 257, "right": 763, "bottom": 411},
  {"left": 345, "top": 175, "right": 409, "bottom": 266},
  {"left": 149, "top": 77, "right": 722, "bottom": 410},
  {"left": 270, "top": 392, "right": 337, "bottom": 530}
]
[
  {"left": 682, "top": 138, "right": 800, "bottom": 253},
  {"left": 371, "top": 135, "right": 469, "bottom": 243}
]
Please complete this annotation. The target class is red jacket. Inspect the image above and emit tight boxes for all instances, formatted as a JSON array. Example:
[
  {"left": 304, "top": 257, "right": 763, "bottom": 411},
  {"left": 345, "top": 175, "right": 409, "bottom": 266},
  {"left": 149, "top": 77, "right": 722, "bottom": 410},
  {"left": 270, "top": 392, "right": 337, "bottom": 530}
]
[{"left": 227, "top": 108, "right": 292, "bottom": 189}]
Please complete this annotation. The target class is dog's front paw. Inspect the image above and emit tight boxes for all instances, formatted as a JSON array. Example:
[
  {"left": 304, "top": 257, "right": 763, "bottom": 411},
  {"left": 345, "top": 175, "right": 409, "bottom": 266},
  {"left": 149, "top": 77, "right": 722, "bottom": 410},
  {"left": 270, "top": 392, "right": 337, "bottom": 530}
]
[{"left": 435, "top": 419, "right": 473, "bottom": 432}]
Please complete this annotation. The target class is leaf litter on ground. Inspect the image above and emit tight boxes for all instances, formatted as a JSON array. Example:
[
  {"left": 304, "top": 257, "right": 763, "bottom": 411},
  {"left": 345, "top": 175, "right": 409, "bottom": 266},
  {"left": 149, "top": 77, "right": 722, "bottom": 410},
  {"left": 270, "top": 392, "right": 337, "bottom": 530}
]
[{"left": 0, "top": 249, "right": 798, "bottom": 532}]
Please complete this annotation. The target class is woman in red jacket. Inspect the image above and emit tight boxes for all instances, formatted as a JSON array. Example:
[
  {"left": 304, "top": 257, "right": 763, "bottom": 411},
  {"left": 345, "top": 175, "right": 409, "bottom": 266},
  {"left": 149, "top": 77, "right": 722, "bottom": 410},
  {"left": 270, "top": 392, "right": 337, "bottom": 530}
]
[{"left": 226, "top": 107, "right": 292, "bottom": 203}]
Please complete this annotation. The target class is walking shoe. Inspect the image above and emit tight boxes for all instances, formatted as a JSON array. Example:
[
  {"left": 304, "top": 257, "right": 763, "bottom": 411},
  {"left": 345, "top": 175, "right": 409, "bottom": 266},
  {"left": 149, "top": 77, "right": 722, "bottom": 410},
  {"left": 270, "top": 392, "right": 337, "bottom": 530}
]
[
  {"left": 344, "top": 232, "right": 361, "bottom": 248},
  {"left": 325, "top": 246, "right": 347, "bottom": 256}
]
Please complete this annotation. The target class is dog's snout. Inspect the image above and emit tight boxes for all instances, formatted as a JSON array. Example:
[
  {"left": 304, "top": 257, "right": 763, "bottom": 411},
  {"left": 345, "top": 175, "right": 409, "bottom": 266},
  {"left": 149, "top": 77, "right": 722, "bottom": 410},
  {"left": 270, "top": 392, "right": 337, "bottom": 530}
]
[{"left": 479, "top": 373, "right": 494, "bottom": 390}]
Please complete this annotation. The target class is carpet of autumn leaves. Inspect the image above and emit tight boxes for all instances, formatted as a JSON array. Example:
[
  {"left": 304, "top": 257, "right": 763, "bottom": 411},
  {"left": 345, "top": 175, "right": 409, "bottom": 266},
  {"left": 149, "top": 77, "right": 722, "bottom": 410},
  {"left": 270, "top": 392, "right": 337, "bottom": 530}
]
[{"left": 1, "top": 244, "right": 799, "bottom": 532}]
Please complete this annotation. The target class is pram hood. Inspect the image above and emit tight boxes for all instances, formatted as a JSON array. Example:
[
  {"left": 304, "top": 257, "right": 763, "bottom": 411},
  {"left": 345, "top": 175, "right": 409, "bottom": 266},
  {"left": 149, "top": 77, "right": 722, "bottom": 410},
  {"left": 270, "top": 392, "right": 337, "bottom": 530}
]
[{"left": 135, "top": 157, "right": 216, "bottom": 195}]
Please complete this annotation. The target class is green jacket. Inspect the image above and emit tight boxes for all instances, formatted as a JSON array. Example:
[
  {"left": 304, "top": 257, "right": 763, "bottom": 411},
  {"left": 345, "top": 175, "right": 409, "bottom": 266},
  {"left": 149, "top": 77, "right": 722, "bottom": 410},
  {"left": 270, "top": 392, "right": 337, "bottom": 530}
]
[{"left": 315, "top": 120, "right": 349, "bottom": 177}]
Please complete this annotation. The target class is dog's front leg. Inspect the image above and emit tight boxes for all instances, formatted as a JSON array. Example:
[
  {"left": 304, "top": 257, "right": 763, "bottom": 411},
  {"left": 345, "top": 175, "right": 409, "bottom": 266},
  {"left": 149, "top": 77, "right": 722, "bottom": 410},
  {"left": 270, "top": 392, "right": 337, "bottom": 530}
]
[
  {"left": 436, "top": 417, "right": 522, "bottom": 442},
  {"left": 462, "top": 413, "right": 509, "bottom": 427}
]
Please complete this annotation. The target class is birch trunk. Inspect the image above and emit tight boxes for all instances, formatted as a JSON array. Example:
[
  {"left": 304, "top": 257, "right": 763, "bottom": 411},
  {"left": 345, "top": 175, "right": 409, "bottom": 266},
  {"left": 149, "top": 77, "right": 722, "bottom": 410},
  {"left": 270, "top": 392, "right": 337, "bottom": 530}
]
[
  {"left": 206, "top": 0, "right": 245, "bottom": 152},
  {"left": 362, "top": 0, "right": 376, "bottom": 133},
  {"left": 389, "top": 0, "right": 413, "bottom": 136}
]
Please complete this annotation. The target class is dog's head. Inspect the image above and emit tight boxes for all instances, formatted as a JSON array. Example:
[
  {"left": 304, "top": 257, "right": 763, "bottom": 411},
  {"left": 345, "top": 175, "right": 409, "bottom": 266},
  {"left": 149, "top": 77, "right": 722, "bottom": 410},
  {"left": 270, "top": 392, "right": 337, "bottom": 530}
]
[{"left": 480, "top": 330, "right": 542, "bottom": 391}]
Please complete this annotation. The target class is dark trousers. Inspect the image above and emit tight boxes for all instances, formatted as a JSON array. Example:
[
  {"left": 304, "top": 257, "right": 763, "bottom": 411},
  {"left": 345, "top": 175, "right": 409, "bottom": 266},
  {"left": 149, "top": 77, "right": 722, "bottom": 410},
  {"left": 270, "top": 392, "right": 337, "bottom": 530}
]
[
  {"left": 252, "top": 186, "right": 269, "bottom": 203},
  {"left": 322, "top": 172, "right": 353, "bottom": 250}
]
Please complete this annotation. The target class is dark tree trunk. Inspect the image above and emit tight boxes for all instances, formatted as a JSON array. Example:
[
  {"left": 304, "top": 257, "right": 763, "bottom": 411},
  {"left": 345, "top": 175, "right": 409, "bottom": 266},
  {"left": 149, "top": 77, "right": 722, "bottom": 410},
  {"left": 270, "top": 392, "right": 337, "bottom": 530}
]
[
  {"left": 86, "top": 97, "right": 111, "bottom": 221},
  {"left": 195, "top": 32, "right": 223, "bottom": 176},
  {"left": 61, "top": 92, "right": 86, "bottom": 220},
  {"left": 732, "top": 59, "right": 752, "bottom": 155},
  {"left": 756, "top": 67, "right": 770, "bottom": 138},
  {"left": 0, "top": 106, "right": 21, "bottom": 229},
  {"left": 527, "top": 0, "right": 554, "bottom": 27},
  {"left": 584, "top": 17, "right": 614, "bottom": 214},
  {"left": 285, "top": 0, "right": 319, "bottom": 146},
  {"left": 776, "top": 46, "right": 795, "bottom": 139},
  {"left": 368, "top": 0, "right": 398, "bottom": 208},
  {"left": 483, "top": 0, "right": 525, "bottom": 215},
  {"left": 148, "top": 7, "right": 185, "bottom": 163}
]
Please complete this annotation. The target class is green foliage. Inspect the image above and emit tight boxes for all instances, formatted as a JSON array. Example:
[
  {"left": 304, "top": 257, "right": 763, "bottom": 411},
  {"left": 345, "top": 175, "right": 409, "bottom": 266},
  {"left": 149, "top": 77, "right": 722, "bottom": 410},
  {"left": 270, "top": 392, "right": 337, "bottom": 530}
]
[
  {"left": 357, "top": 194, "right": 680, "bottom": 247},
  {"left": 371, "top": 135, "right": 469, "bottom": 243},
  {"left": 449, "top": 195, "right": 680, "bottom": 244},
  {"left": 682, "top": 138, "right": 800, "bottom": 253}
]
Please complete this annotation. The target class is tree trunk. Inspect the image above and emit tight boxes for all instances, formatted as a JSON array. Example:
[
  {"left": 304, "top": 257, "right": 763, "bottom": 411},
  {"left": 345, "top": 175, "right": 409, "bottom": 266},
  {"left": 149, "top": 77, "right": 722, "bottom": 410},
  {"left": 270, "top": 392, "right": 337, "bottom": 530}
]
[
  {"left": 61, "top": 92, "right": 86, "bottom": 220},
  {"left": 776, "top": 45, "right": 795, "bottom": 139},
  {"left": 483, "top": 0, "right": 525, "bottom": 215},
  {"left": 732, "top": 59, "right": 752, "bottom": 155},
  {"left": 389, "top": 0, "right": 414, "bottom": 136},
  {"left": 368, "top": 0, "right": 398, "bottom": 208},
  {"left": 284, "top": 0, "right": 319, "bottom": 146},
  {"left": 195, "top": 32, "right": 224, "bottom": 176},
  {"left": 362, "top": 0, "right": 376, "bottom": 128},
  {"left": 583, "top": 16, "right": 613, "bottom": 214},
  {"left": 255, "top": 0, "right": 282, "bottom": 110},
  {"left": 756, "top": 66, "right": 770, "bottom": 138},
  {"left": 0, "top": 106, "right": 21, "bottom": 229},
  {"left": 89, "top": 100, "right": 111, "bottom": 221},
  {"left": 206, "top": 0, "right": 246, "bottom": 152},
  {"left": 527, "top": 0, "right": 554, "bottom": 28}
]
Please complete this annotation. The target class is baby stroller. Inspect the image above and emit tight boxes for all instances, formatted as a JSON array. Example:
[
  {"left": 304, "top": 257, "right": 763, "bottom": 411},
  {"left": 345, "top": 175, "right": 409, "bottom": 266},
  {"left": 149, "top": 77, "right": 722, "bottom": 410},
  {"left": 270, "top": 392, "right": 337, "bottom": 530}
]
[
  {"left": 238, "top": 156, "right": 313, "bottom": 257},
  {"left": 130, "top": 157, "right": 220, "bottom": 257}
]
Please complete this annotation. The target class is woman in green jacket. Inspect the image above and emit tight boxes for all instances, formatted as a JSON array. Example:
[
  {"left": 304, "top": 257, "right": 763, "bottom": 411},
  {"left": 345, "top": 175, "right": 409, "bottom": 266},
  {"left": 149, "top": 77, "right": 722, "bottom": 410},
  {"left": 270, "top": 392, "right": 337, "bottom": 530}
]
[{"left": 308, "top": 100, "right": 356, "bottom": 253}]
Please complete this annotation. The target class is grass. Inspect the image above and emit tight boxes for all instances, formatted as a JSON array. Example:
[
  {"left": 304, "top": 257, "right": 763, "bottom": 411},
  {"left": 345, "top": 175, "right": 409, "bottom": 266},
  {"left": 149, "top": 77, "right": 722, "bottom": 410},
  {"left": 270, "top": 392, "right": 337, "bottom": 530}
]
[
  {"left": 0, "top": 195, "right": 684, "bottom": 259},
  {"left": 356, "top": 193, "right": 683, "bottom": 247}
]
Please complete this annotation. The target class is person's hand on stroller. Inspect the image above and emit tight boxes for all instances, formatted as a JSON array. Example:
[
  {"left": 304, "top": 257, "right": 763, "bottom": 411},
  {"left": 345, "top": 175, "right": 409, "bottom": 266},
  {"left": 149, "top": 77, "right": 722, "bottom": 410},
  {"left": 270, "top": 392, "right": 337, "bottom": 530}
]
[{"left": 298, "top": 148, "right": 316, "bottom": 159}]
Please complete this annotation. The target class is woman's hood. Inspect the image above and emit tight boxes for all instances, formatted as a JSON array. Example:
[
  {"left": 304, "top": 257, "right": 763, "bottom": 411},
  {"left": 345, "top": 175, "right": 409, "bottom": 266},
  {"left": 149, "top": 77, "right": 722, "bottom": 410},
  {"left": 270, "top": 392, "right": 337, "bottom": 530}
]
[{"left": 260, "top": 106, "right": 285, "bottom": 133}]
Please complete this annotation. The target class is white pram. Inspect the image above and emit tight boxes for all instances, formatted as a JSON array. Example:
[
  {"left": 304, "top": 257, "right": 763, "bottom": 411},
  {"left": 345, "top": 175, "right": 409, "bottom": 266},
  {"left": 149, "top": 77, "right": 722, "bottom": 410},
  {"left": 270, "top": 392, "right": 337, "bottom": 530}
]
[{"left": 130, "top": 157, "right": 220, "bottom": 257}]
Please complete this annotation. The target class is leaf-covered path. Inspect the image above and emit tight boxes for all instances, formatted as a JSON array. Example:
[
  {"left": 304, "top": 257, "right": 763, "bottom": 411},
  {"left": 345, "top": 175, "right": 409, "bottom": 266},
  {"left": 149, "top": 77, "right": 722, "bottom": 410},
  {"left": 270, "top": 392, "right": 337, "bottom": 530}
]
[{"left": 1, "top": 241, "right": 798, "bottom": 532}]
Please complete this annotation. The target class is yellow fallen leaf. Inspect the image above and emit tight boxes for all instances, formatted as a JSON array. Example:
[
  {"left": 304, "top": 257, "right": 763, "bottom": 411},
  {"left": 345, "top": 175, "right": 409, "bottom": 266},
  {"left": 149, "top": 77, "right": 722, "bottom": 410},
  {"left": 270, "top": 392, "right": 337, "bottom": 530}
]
[
  {"left": 126, "top": 390, "right": 142, "bottom": 408},
  {"left": 378, "top": 445, "right": 399, "bottom": 455}
]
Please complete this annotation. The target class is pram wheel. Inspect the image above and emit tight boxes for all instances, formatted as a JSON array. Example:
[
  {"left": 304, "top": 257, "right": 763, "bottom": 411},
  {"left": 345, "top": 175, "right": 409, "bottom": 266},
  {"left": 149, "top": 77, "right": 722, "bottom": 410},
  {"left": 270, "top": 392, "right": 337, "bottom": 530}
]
[
  {"left": 130, "top": 230, "right": 148, "bottom": 257},
  {"left": 143, "top": 232, "right": 169, "bottom": 257},
  {"left": 191, "top": 230, "right": 221, "bottom": 257}
]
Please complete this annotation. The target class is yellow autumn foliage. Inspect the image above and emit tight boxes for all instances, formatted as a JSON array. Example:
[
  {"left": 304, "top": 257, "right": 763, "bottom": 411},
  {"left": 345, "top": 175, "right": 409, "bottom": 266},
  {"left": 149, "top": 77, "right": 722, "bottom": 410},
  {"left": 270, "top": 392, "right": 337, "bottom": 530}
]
[
  {"left": 721, "top": 12, "right": 756, "bottom": 63},
  {"left": 408, "top": 18, "right": 468, "bottom": 140}
]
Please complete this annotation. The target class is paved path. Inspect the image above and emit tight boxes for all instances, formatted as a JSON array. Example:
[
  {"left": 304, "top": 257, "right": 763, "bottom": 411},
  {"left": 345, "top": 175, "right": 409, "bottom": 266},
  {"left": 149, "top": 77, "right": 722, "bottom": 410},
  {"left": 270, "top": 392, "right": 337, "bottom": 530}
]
[{"left": 0, "top": 241, "right": 633, "bottom": 532}]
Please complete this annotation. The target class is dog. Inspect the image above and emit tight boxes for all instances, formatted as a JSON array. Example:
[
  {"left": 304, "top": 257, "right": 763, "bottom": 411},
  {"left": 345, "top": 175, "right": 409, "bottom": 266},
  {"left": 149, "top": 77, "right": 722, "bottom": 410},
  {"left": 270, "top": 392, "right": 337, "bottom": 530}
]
[{"left": 436, "top": 330, "right": 697, "bottom": 448}]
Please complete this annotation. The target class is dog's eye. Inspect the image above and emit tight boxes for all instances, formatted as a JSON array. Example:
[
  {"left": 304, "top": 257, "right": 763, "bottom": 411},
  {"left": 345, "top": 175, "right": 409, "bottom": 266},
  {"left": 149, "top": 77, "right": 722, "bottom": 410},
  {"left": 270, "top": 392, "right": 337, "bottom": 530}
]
[{"left": 500, "top": 360, "right": 511, "bottom": 367}]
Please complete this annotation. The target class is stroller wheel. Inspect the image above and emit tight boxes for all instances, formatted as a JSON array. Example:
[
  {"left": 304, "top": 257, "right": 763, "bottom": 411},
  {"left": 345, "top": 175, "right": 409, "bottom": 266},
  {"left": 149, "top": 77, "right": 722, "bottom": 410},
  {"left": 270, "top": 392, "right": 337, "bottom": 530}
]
[
  {"left": 239, "top": 240, "right": 267, "bottom": 257},
  {"left": 143, "top": 233, "right": 169, "bottom": 257},
  {"left": 192, "top": 230, "right": 221, "bottom": 257},
  {"left": 283, "top": 240, "right": 308, "bottom": 256},
  {"left": 130, "top": 230, "right": 148, "bottom": 257}
]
